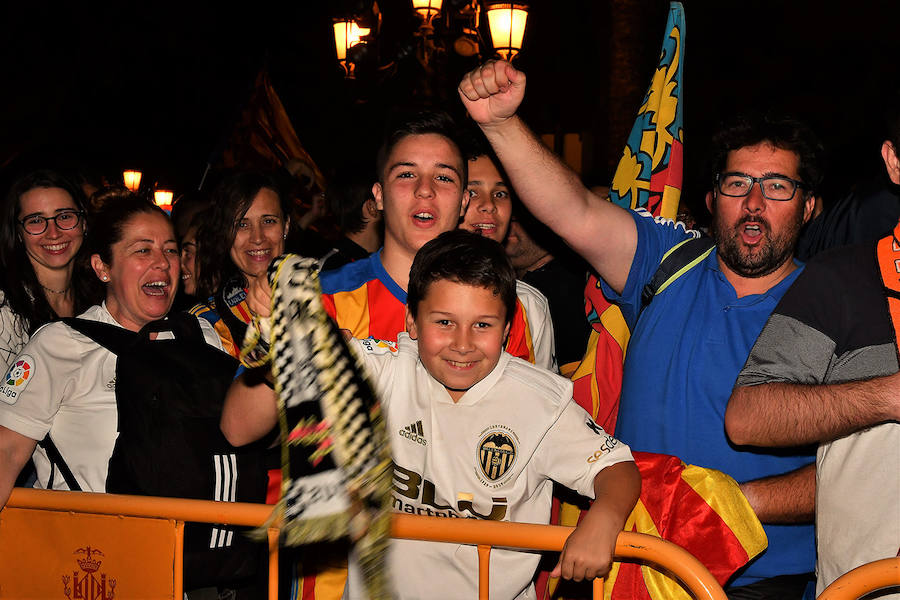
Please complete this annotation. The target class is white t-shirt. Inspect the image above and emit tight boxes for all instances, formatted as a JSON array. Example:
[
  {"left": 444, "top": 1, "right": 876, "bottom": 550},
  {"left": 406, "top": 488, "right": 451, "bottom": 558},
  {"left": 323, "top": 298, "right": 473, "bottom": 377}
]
[
  {"left": 0, "top": 304, "right": 224, "bottom": 493},
  {"left": 515, "top": 279, "right": 557, "bottom": 373},
  {"left": 345, "top": 333, "right": 633, "bottom": 600}
]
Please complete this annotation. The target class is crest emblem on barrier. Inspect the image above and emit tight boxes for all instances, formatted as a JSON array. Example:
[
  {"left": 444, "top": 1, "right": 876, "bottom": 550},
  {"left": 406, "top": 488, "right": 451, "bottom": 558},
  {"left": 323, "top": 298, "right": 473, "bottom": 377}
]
[
  {"left": 478, "top": 431, "right": 517, "bottom": 482},
  {"left": 61, "top": 546, "right": 116, "bottom": 599}
]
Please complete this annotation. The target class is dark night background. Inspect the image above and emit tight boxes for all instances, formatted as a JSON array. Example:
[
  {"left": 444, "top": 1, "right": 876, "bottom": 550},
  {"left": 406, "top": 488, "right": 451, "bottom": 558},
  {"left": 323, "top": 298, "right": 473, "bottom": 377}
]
[{"left": 3, "top": 1, "right": 899, "bottom": 220}]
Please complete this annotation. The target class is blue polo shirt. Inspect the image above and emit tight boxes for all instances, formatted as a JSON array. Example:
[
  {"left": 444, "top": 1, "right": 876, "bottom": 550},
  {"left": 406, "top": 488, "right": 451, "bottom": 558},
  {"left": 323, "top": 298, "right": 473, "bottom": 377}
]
[{"left": 602, "top": 209, "right": 815, "bottom": 587}]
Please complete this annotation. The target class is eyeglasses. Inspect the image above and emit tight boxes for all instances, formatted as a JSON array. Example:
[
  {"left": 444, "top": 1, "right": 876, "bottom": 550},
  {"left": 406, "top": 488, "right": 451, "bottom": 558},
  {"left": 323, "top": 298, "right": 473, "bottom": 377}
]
[
  {"left": 716, "top": 172, "right": 807, "bottom": 202},
  {"left": 18, "top": 210, "right": 85, "bottom": 235}
]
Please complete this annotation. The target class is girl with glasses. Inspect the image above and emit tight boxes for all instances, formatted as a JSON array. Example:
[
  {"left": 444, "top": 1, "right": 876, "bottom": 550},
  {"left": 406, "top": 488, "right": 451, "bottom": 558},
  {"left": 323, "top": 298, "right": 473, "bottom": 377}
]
[{"left": 0, "top": 170, "right": 96, "bottom": 373}]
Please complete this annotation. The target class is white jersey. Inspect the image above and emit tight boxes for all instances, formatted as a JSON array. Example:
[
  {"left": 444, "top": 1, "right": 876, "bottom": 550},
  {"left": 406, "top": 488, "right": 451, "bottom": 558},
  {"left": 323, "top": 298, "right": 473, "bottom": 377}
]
[
  {"left": 0, "top": 291, "right": 29, "bottom": 374},
  {"left": 346, "top": 333, "right": 633, "bottom": 600},
  {"left": 0, "top": 303, "right": 223, "bottom": 493},
  {"left": 515, "top": 279, "right": 557, "bottom": 372}
]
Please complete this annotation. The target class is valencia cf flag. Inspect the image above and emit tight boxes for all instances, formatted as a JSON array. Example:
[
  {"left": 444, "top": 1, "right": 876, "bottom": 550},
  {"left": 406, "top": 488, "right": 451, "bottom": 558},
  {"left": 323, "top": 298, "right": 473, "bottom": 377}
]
[{"left": 607, "top": 1, "right": 685, "bottom": 219}]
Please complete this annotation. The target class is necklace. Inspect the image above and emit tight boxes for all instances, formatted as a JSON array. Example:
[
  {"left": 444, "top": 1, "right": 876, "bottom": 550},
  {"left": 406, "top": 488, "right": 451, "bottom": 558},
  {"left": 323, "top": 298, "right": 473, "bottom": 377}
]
[{"left": 40, "top": 284, "right": 70, "bottom": 295}]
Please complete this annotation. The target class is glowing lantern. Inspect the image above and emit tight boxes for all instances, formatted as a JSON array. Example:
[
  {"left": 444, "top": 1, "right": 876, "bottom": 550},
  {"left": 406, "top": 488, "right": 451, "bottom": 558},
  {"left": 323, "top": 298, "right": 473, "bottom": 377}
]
[
  {"left": 153, "top": 190, "right": 174, "bottom": 213},
  {"left": 486, "top": 3, "right": 528, "bottom": 61},
  {"left": 123, "top": 170, "right": 142, "bottom": 192}
]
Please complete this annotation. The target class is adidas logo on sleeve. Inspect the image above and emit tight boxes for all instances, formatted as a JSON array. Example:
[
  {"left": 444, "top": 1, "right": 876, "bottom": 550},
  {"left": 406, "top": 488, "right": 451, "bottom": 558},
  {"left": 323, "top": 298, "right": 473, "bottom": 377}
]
[{"left": 399, "top": 420, "right": 427, "bottom": 446}]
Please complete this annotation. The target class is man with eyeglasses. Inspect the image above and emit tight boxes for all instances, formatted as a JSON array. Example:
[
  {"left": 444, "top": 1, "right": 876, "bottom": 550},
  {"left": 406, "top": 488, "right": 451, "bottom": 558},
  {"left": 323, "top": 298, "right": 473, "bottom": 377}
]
[
  {"left": 460, "top": 60, "right": 819, "bottom": 598},
  {"left": 727, "top": 100, "right": 900, "bottom": 596}
]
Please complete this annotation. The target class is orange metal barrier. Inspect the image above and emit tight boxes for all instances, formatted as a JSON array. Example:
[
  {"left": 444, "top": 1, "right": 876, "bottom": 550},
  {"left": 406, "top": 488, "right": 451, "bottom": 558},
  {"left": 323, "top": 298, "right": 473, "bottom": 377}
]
[
  {"left": 393, "top": 514, "right": 728, "bottom": 600},
  {"left": 3, "top": 487, "right": 727, "bottom": 600},
  {"left": 3, "top": 488, "right": 278, "bottom": 600},
  {"left": 818, "top": 557, "right": 900, "bottom": 600}
]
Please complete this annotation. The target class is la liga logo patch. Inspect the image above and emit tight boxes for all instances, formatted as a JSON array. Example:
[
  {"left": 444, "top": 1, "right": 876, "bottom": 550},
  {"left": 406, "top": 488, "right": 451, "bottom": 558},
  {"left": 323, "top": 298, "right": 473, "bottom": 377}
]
[
  {"left": 0, "top": 355, "right": 34, "bottom": 405},
  {"left": 6, "top": 358, "right": 32, "bottom": 385}
]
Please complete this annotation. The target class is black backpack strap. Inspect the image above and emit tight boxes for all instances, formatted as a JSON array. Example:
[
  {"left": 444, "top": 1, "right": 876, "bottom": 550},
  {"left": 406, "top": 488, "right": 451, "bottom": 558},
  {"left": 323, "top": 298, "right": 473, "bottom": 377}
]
[
  {"left": 138, "top": 312, "right": 205, "bottom": 342},
  {"left": 37, "top": 434, "right": 82, "bottom": 491},
  {"left": 640, "top": 236, "right": 716, "bottom": 316},
  {"left": 62, "top": 318, "right": 137, "bottom": 355}
]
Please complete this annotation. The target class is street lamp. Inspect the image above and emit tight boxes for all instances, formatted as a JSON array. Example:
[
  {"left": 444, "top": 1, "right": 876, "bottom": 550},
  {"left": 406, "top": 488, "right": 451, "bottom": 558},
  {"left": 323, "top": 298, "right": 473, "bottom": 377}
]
[
  {"left": 333, "top": 19, "right": 370, "bottom": 78},
  {"left": 123, "top": 170, "right": 142, "bottom": 192},
  {"left": 153, "top": 190, "right": 174, "bottom": 213},
  {"left": 486, "top": 3, "right": 528, "bottom": 62},
  {"left": 412, "top": 0, "right": 443, "bottom": 27}
]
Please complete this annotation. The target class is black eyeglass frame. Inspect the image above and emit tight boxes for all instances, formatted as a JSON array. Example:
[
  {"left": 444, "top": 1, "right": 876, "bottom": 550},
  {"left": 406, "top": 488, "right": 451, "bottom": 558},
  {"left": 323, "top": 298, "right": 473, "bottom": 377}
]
[
  {"left": 715, "top": 172, "right": 808, "bottom": 202},
  {"left": 17, "top": 210, "right": 86, "bottom": 235}
]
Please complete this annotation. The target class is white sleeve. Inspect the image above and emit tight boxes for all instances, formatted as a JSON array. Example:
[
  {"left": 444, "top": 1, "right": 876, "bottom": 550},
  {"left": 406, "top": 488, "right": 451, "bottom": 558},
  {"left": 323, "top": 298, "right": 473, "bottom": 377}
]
[
  {"left": 532, "top": 399, "right": 634, "bottom": 499},
  {"left": 0, "top": 324, "right": 79, "bottom": 441},
  {"left": 0, "top": 303, "right": 29, "bottom": 375},
  {"left": 515, "top": 280, "right": 557, "bottom": 372},
  {"left": 347, "top": 337, "right": 397, "bottom": 409}
]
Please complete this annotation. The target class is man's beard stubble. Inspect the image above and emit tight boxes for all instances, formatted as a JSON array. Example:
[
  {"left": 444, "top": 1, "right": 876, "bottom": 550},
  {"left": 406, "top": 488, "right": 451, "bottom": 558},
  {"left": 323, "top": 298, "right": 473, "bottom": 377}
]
[{"left": 712, "top": 209, "right": 805, "bottom": 279}]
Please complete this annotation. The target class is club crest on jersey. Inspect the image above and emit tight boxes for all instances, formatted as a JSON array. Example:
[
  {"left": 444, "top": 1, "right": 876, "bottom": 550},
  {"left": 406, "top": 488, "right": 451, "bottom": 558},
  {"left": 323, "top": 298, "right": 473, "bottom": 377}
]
[
  {"left": 477, "top": 430, "right": 517, "bottom": 482},
  {"left": 0, "top": 355, "right": 34, "bottom": 405}
]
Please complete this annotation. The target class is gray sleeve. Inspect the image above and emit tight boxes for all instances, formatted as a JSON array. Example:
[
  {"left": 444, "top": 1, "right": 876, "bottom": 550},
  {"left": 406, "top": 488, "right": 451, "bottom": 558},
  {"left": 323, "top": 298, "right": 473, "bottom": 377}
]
[{"left": 736, "top": 313, "right": 836, "bottom": 387}]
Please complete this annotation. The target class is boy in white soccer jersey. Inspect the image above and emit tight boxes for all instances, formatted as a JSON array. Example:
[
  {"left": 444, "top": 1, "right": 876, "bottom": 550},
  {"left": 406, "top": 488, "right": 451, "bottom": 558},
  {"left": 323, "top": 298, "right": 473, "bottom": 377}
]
[
  {"left": 344, "top": 230, "right": 638, "bottom": 599},
  {"left": 223, "top": 230, "right": 639, "bottom": 600}
]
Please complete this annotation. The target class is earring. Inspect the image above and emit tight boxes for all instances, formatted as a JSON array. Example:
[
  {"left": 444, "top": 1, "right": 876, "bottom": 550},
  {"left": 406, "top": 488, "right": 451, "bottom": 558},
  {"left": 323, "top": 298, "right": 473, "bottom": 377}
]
[{"left": 101, "top": 275, "right": 109, "bottom": 281}]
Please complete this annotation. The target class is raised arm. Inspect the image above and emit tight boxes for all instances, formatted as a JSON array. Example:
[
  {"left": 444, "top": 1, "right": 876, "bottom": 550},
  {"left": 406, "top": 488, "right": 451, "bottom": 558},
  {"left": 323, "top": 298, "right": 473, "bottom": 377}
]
[
  {"left": 726, "top": 372, "right": 900, "bottom": 447},
  {"left": 459, "top": 60, "right": 637, "bottom": 293}
]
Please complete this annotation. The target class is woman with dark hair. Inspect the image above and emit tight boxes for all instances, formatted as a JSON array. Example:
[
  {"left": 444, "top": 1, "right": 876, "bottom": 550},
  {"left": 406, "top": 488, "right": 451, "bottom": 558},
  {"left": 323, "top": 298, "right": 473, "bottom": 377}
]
[
  {"left": 0, "top": 170, "right": 96, "bottom": 371},
  {"left": 0, "top": 191, "right": 224, "bottom": 508},
  {"left": 191, "top": 171, "right": 291, "bottom": 357}
]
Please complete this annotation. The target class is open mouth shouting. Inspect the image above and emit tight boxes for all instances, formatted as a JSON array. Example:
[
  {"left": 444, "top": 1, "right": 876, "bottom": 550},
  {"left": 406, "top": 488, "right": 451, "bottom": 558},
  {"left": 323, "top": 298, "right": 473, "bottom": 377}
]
[
  {"left": 142, "top": 279, "right": 171, "bottom": 297},
  {"left": 739, "top": 218, "right": 768, "bottom": 245},
  {"left": 412, "top": 210, "right": 437, "bottom": 227}
]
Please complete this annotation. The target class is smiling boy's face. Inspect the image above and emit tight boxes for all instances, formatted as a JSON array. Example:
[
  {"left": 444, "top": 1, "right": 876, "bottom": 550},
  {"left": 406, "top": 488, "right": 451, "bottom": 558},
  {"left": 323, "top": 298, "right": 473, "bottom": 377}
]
[{"left": 406, "top": 278, "right": 510, "bottom": 402}]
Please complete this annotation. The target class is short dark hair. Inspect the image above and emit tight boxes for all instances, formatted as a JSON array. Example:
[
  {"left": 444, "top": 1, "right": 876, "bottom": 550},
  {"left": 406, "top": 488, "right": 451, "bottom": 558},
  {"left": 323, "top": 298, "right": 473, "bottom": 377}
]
[
  {"left": 459, "top": 127, "right": 512, "bottom": 190},
  {"left": 89, "top": 190, "right": 168, "bottom": 265},
  {"left": 885, "top": 90, "right": 900, "bottom": 158},
  {"left": 375, "top": 109, "right": 466, "bottom": 185},
  {"left": 327, "top": 174, "right": 375, "bottom": 235},
  {"left": 170, "top": 191, "right": 211, "bottom": 241},
  {"left": 709, "top": 112, "right": 824, "bottom": 194},
  {"left": 194, "top": 171, "right": 288, "bottom": 298},
  {"left": 407, "top": 230, "right": 517, "bottom": 324}
]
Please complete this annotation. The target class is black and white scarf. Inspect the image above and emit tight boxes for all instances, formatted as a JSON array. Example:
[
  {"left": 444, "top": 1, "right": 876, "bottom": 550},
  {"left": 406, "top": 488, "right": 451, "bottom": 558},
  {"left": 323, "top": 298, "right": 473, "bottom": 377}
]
[{"left": 242, "top": 254, "right": 393, "bottom": 599}]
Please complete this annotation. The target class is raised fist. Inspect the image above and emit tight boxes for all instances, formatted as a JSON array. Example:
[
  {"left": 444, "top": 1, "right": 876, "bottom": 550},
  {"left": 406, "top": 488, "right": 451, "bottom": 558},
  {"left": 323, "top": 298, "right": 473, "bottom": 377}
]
[{"left": 458, "top": 60, "right": 526, "bottom": 126}]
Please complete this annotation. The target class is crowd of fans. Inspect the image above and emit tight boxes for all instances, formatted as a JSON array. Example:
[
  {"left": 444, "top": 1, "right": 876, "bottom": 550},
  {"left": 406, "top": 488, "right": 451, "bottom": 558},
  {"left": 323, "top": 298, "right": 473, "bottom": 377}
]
[{"left": 0, "top": 60, "right": 897, "bottom": 600}]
